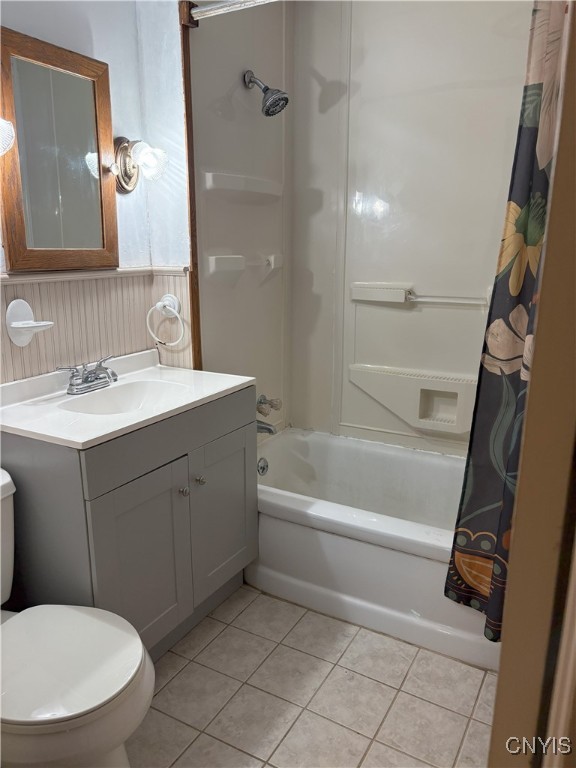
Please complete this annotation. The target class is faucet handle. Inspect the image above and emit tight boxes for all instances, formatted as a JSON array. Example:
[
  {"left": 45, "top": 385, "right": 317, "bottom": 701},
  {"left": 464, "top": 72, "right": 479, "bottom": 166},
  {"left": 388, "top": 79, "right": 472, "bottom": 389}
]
[
  {"left": 257, "top": 394, "right": 282, "bottom": 414},
  {"left": 95, "top": 355, "right": 114, "bottom": 368},
  {"left": 57, "top": 365, "right": 81, "bottom": 375},
  {"left": 94, "top": 354, "right": 118, "bottom": 382}
]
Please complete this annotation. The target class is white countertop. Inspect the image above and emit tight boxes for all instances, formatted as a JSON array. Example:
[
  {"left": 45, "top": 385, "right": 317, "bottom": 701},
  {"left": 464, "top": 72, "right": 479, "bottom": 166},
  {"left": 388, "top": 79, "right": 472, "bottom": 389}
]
[{"left": 0, "top": 350, "right": 255, "bottom": 449}]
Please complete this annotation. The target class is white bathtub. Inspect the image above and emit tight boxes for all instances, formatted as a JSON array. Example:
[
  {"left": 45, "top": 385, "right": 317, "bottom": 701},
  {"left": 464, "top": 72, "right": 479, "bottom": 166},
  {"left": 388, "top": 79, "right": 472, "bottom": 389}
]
[{"left": 245, "top": 429, "right": 499, "bottom": 671}]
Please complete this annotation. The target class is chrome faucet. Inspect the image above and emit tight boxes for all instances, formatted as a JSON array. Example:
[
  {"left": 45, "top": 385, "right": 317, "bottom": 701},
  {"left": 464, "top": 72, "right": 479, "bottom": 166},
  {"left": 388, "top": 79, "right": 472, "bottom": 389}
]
[
  {"left": 57, "top": 355, "right": 118, "bottom": 395},
  {"left": 257, "top": 419, "right": 276, "bottom": 435},
  {"left": 256, "top": 395, "right": 281, "bottom": 434}
]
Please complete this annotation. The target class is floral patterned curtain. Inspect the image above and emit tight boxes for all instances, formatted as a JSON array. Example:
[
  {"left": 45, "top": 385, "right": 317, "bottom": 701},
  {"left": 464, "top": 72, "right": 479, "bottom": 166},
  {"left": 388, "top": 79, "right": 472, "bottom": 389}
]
[{"left": 445, "top": 1, "right": 570, "bottom": 642}]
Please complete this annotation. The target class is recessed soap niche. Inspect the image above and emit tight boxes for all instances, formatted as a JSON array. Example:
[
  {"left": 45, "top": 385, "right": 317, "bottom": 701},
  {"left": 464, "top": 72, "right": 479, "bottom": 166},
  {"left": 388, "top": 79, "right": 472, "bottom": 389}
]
[
  {"left": 419, "top": 389, "right": 459, "bottom": 424},
  {"left": 203, "top": 171, "right": 282, "bottom": 202}
]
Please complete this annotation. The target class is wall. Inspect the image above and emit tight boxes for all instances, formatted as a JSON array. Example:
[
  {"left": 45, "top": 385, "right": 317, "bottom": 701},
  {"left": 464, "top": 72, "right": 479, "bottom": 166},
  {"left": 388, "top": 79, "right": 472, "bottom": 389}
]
[
  {"left": 188, "top": 2, "right": 290, "bottom": 429},
  {"left": 1, "top": 271, "right": 193, "bottom": 381},
  {"left": 0, "top": 2, "right": 193, "bottom": 381},
  {"left": 291, "top": 0, "right": 533, "bottom": 454}
]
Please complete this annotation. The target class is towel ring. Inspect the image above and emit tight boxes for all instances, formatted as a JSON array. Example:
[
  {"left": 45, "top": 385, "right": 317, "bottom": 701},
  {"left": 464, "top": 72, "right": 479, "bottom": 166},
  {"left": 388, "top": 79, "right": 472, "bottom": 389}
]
[{"left": 146, "top": 294, "right": 185, "bottom": 347}]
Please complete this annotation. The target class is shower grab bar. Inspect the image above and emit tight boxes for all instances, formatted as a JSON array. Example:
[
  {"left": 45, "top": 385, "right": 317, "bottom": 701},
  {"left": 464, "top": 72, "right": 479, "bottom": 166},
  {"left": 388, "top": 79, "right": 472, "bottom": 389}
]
[
  {"left": 406, "top": 290, "right": 488, "bottom": 307},
  {"left": 349, "top": 283, "right": 489, "bottom": 307}
]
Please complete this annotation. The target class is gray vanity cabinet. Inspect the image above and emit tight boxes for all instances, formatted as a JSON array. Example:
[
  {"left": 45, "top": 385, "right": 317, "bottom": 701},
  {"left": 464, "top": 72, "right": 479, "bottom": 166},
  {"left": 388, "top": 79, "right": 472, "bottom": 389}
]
[
  {"left": 4, "top": 387, "right": 257, "bottom": 652},
  {"left": 189, "top": 424, "right": 257, "bottom": 606},
  {"left": 87, "top": 457, "right": 194, "bottom": 649}
]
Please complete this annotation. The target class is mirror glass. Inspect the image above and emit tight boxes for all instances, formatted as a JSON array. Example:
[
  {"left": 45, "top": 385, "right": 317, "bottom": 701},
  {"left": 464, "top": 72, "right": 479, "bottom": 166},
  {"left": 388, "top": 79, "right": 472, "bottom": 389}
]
[{"left": 11, "top": 56, "right": 103, "bottom": 249}]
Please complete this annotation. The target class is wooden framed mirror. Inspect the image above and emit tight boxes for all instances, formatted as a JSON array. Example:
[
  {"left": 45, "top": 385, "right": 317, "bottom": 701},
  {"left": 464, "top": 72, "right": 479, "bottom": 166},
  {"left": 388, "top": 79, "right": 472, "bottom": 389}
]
[{"left": 0, "top": 28, "right": 118, "bottom": 271}]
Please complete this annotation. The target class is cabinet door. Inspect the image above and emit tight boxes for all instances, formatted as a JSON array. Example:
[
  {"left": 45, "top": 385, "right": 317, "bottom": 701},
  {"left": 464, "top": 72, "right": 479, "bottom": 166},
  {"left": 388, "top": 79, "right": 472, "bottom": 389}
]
[
  {"left": 87, "top": 457, "right": 194, "bottom": 649},
  {"left": 189, "top": 424, "right": 257, "bottom": 606}
]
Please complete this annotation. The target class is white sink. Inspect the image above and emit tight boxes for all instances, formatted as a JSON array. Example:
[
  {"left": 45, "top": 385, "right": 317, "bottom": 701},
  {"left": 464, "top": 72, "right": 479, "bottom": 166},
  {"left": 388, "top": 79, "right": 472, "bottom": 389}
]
[
  {"left": 59, "top": 380, "right": 193, "bottom": 416},
  {"left": 0, "top": 350, "right": 255, "bottom": 449}
]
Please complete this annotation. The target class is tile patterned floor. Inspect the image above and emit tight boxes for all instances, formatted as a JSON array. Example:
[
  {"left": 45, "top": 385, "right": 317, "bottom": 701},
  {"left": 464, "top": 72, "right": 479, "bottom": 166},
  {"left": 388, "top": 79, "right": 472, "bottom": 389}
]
[{"left": 127, "top": 586, "right": 497, "bottom": 768}]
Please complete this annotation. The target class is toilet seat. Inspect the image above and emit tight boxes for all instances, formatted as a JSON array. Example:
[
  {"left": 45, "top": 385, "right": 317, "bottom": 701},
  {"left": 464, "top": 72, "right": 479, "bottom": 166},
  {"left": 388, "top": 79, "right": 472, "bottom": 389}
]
[{"left": 1, "top": 605, "right": 144, "bottom": 726}]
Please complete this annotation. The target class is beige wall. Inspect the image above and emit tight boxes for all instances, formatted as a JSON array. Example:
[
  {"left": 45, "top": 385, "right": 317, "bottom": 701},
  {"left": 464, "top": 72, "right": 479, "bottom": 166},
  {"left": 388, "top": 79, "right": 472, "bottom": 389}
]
[{"left": 291, "top": 1, "right": 532, "bottom": 454}]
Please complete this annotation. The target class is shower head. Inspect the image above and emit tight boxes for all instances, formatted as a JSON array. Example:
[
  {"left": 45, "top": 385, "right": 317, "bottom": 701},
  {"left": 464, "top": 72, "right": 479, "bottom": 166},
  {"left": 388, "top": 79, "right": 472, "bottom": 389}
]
[{"left": 243, "top": 70, "right": 289, "bottom": 117}]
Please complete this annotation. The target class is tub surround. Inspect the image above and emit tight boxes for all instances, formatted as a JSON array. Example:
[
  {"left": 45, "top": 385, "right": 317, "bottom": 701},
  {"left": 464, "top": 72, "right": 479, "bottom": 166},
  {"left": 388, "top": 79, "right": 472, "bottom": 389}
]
[
  {"left": 291, "top": 1, "right": 532, "bottom": 452},
  {"left": 189, "top": 1, "right": 290, "bottom": 436}
]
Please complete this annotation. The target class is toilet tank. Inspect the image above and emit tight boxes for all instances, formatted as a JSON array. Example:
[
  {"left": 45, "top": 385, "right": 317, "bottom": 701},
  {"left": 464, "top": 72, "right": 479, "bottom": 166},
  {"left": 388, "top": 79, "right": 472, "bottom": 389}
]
[{"left": 1, "top": 469, "right": 16, "bottom": 605}]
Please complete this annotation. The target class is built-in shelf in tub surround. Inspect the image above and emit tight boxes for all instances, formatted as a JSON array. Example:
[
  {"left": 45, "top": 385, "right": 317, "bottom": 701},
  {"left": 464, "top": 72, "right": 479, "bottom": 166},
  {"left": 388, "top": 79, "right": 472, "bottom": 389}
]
[
  {"left": 0, "top": 349, "right": 254, "bottom": 449},
  {"left": 208, "top": 255, "right": 246, "bottom": 274},
  {"left": 207, "top": 253, "right": 284, "bottom": 275},
  {"left": 203, "top": 171, "right": 282, "bottom": 201},
  {"left": 349, "top": 364, "right": 477, "bottom": 435}
]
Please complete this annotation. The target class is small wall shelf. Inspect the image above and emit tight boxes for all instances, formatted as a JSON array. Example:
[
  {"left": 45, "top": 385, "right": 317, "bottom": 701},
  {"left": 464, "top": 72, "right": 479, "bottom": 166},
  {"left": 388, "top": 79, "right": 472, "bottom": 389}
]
[
  {"left": 203, "top": 172, "right": 282, "bottom": 202},
  {"left": 208, "top": 255, "right": 246, "bottom": 275}
]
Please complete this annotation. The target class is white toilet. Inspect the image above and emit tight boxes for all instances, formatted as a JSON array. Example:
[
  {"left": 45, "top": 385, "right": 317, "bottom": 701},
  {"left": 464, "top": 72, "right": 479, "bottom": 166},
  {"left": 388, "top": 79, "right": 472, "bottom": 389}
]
[{"left": 0, "top": 469, "right": 155, "bottom": 768}]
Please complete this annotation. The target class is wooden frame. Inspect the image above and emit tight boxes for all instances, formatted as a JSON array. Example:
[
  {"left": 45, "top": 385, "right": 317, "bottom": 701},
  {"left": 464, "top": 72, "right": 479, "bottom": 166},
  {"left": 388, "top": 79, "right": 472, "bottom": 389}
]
[
  {"left": 0, "top": 28, "right": 118, "bottom": 271},
  {"left": 179, "top": 5, "right": 203, "bottom": 368}
]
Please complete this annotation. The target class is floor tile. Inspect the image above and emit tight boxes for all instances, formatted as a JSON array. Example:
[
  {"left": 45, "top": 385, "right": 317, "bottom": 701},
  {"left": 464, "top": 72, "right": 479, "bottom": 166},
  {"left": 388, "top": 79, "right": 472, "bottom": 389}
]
[
  {"left": 211, "top": 587, "right": 261, "bottom": 623},
  {"left": 153, "top": 651, "right": 188, "bottom": 694},
  {"left": 206, "top": 685, "right": 301, "bottom": 761},
  {"left": 339, "top": 629, "right": 418, "bottom": 688},
  {"left": 456, "top": 720, "right": 491, "bottom": 767},
  {"left": 271, "top": 710, "right": 369, "bottom": 768},
  {"left": 282, "top": 611, "right": 359, "bottom": 662},
  {"left": 195, "top": 626, "right": 276, "bottom": 681},
  {"left": 362, "top": 742, "right": 431, "bottom": 768},
  {"left": 171, "top": 617, "right": 227, "bottom": 660},
  {"left": 248, "top": 645, "right": 332, "bottom": 706},
  {"left": 126, "top": 708, "right": 199, "bottom": 768},
  {"left": 473, "top": 674, "right": 497, "bottom": 725},
  {"left": 401, "top": 650, "right": 484, "bottom": 716},
  {"left": 233, "top": 595, "right": 307, "bottom": 641},
  {"left": 308, "top": 666, "right": 396, "bottom": 738},
  {"left": 153, "top": 662, "right": 241, "bottom": 730},
  {"left": 376, "top": 692, "right": 468, "bottom": 768},
  {"left": 174, "top": 733, "right": 264, "bottom": 768}
]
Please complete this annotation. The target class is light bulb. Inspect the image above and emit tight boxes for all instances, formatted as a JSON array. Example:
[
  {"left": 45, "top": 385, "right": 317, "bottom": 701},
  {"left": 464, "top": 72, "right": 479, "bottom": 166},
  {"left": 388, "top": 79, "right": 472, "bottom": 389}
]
[
  {"left": 130, "top": 141, "right": 167, "bottom": 181},
  {"left": 85, "top": 152, "right": 100, "bottom": 179},
  {"left": 0, "top": 118, "right": 15, "bottom": 156}
]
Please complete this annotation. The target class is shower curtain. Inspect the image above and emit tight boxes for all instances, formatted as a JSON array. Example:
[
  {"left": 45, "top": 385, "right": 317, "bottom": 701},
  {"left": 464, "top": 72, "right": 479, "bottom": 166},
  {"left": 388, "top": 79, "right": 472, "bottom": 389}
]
[{"left": 445, "top": 1, "right": 570, "bottom": 642}]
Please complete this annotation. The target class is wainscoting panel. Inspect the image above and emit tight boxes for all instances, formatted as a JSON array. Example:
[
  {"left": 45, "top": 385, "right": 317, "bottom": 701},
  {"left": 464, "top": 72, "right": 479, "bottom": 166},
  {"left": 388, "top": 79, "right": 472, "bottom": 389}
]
[{"left": 1, "top": 270, "right": 194, "bottom": 383}]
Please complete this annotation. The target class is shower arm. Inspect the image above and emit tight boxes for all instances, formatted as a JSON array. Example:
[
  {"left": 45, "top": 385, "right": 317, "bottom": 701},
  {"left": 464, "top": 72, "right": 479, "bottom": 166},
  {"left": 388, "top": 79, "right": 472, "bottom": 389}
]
[{"left": 244, "top": 71, "right": 268, "bottom": 92}]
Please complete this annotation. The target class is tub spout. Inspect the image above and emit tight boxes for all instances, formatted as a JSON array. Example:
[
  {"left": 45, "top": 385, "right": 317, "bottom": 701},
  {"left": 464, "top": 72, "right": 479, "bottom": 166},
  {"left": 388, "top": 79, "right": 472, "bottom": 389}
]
[{"left": 257, "top": 419, "right": 276, "bottom": 435}]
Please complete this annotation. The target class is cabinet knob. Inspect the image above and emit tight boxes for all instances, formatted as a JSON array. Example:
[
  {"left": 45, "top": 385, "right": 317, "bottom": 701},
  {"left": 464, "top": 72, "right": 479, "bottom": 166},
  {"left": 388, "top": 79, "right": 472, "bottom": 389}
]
[
  {"left": 178, "top": 486, "right": 191, "bottom": 496},
  {"left": 195, "top": 476, "right": 207, "bottom": 486}
]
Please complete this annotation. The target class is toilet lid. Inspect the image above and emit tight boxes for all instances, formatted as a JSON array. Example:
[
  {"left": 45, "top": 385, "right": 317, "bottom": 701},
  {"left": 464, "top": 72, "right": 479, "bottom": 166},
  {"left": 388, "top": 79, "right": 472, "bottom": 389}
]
[{"left": 1, "top": 605, "right": 144, "bottom": 725}]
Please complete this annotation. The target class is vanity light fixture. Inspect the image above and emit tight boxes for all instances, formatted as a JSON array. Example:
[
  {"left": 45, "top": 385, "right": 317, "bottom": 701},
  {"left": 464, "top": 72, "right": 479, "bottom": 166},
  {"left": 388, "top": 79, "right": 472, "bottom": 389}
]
[
  {"left": 0, "top": 118, "right": 15, "bottom": 156},
  {"left": 113, "top": 137, "right": 167, "bottom": 193}
]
